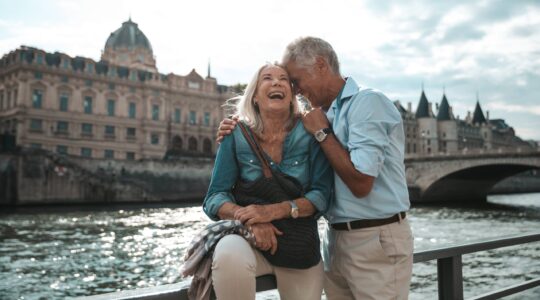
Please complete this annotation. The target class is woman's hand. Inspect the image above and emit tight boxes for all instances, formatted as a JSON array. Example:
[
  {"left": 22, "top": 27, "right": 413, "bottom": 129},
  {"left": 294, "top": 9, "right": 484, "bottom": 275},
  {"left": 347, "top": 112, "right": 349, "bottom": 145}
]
[
  {"left": 250, "top": 223, "right": 283, "bottom": 255},
  {"left": 235, "top": 204, "right": 277, "bottom": 225}
]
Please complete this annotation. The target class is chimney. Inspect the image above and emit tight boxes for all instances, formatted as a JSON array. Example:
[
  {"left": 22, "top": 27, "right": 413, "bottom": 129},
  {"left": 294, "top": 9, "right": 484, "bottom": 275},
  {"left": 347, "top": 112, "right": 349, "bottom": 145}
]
[
  {"left": 428, "top": 102, "right": 433, "bottom": 116},
  {"left": 407, "top": 102, "right": 412, "bottom": 112},
  {"left": 486, "top": 110, "right": 490, "bottom": 120},
  {"left": 435, "top": 103, "right": 439, "bottom": 111},
  {"left": 449, "top": 106, "right": 454, "bottom": 119},
  {"left": 466, "top": 111, "right": 471, "bottom": 123}
]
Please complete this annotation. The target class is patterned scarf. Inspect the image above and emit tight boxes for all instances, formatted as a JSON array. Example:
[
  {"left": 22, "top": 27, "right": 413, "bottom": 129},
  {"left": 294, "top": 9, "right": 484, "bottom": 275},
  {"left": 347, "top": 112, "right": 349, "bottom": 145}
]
[{"left": 181, "top": 220, "right": 256, "bottom": 300}]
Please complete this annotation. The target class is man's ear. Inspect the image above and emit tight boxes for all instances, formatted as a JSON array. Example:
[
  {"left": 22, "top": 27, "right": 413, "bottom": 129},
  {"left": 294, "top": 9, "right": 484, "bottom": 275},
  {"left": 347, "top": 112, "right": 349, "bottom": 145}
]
[{"left": 314, "top": 56, "right": 328, "bottom": 74}]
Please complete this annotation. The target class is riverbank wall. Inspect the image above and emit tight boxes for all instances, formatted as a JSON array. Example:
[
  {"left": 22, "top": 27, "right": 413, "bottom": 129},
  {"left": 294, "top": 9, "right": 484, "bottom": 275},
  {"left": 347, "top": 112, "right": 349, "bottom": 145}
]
[
  {"left": 0, "top": 149, "right": 213, "bottom": 205},
  {"left": 1, "top": 149, "right": 539, "bottom": 205}
]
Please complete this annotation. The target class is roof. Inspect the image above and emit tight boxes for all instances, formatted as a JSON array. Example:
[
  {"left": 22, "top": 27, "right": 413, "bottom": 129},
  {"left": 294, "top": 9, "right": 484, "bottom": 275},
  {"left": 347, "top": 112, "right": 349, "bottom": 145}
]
[
  {"left": 436, "top": 93, "right": 453, "bottom": 120},
  {"left": 104, "top": 19, "right": 153, "bottom": 52},
  {"left": 472, "top": 101, "right": 487, "bottom": 125},
  {"left": 415, "top": 90, "right": 431, "bottom": 118}
]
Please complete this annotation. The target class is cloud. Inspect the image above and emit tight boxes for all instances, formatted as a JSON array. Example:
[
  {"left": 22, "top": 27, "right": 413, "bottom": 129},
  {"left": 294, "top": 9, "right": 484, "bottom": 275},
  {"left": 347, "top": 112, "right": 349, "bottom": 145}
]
[{"left": 485, "top": 102, "right": 540, "bottom": 116}]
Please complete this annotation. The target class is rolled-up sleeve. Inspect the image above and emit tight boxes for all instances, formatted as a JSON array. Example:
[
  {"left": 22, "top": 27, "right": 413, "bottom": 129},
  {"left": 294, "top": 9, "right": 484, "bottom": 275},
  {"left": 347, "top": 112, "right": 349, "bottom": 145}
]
[
  {"left": 347, "top": 93, "right": 397, "bottom": 178},
  {"left": 202, "top": 134, "right": 239, "bottom": 221},
  {"left": 304, "top": 137, "right": 334, "bottom": 217}
]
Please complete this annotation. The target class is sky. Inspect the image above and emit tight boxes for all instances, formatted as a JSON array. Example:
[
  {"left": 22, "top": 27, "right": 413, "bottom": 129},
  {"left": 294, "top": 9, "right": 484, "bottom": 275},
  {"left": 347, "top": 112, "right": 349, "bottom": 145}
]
[{"left": 1, "top": 0, "right": 539, "bottom": 140}]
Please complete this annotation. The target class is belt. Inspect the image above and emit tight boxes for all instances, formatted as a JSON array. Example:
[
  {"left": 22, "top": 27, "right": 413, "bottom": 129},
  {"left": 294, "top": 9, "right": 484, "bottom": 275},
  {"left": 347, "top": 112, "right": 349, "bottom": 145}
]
[{"left": 331, "top": 212, "right": 406, "bottom": 231}]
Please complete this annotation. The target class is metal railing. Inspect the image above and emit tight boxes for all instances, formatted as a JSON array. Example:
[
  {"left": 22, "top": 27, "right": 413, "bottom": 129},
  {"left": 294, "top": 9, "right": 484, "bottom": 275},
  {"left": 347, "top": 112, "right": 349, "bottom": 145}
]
[{"left": 77, "top": 232, "right": 540, "bottom": 300}]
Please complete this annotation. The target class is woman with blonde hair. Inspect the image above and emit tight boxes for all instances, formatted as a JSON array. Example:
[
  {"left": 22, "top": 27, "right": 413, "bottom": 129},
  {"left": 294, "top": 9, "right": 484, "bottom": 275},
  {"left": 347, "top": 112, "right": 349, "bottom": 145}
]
[{"left": 202, "top": 63, "right": 333, "bottom": 300}]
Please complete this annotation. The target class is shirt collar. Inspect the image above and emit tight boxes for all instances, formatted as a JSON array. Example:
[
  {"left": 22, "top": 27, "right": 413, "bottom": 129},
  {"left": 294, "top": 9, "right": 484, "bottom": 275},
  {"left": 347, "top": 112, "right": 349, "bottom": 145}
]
[{"left": 332, "top": 77, "right": 360, "bottom": 109}]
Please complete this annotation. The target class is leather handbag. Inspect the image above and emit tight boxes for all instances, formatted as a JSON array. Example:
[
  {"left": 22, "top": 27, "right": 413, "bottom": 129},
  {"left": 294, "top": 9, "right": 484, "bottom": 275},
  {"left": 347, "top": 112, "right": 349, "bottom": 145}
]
[{"left": 232, "top": 122, "right": 320, "bottom": 269}]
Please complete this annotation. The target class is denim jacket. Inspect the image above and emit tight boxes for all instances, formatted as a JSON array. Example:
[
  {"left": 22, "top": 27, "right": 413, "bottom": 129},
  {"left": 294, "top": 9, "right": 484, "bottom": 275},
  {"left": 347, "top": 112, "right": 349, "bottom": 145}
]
[{"left": 203, "top": 120, "right": 334, "bottom": 221}]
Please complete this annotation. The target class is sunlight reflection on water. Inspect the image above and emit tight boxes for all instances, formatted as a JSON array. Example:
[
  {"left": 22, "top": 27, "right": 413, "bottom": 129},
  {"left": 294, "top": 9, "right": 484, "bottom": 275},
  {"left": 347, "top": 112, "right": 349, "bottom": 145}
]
[{"left": 0, "top": 194, "right": 538, "bottom": 300}]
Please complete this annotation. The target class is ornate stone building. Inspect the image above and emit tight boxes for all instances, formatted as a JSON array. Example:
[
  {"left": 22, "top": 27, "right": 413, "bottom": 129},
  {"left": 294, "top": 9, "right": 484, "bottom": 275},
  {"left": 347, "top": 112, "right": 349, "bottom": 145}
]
[
  {"left": 396, "top": 89, "right": 533, "bottom": 156},
  {"left": 0, "top": 19, "right": 231, "bottom": 160}
]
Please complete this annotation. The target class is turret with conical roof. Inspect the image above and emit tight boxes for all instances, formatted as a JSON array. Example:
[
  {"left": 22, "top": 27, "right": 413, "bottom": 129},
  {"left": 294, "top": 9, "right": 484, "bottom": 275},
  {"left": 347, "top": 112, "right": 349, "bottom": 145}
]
[
  {"left": 472, "top": 101, "right": 487, "bottom": 125},
  {"left": 101, "top": 18, "right": 157, "bottom": 72},
  {"left": 415, "top": 90, "right": 432, "bottom": 118},
  {"left": 437, "top": 93, "right": 454, "bottom": 121}
]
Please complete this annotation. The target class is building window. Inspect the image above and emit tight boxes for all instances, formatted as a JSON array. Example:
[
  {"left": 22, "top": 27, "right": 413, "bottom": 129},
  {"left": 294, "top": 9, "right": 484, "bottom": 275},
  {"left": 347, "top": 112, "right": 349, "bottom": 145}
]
[
  {"left": 413, "top": 144, "right": 417, "bottom": 153},
  {"left": 189, "top": 111, "right": 197, "bottom": 125},
  {"left": 127, "top": 127, "right": 136, "bottom": 139},
  {"left": 81, "top": 123, "right": 93, "bottom": 135},
  {"left": 32, "top": 90, "right": 43, "bottom": 108},
  {"left": 56, "top": 145, "right": 68, "bottom": 155},
  {"left": 204, "top": 112, "right": 210, "bottom": 126},
  {"left": 151, "top": 133, "right": 159, "bottom": 145},
  {"left": 86, "top": 62, "right": 94, "bottom": 74},
  {"left": 108, "top": 66, "right": 116, "bottom": 77},
  {"left": 36, "top": 53, "right": 43, "bottom": 64},
  {"left": 83, "top": 96, "right": 92, "bottom": 114},
  {"left": 188, "top": 81, "right": 200, "bottom": 89},
  {"left": 188, "top": 137, "right": 198, "bottom": 151},
  {"left": 105, "top": 125, "right": 115, "bottom": 136},
  {"left": 57, "top": 121, "right": 69, "bottom": 133},
  {"left": 108, "top": 83, "right": 115, "bottom": 90},
  {"left": 129, "top": 102, "right": 136, "bottom": 118},
  {"left": 203, "top": 138, "right": 212, "bottom": 154},
  {"left": 61, "top": 76, "right": 68, "bottom": 83},
  {"left": 152, "top": 104, "right": 159, "bottom": 121},
  {"left": 104, "top": 149, "right": 114, "bottom": 159},
  {"left": 85, "top": 80, "right": 92, "bottom": 87},
  {"left": 63, "top": 59, "right": 70, "bottom": 69},
  {"left": 126, "top": 152, "right": 135, "bottom": 160},
  {"left": 81, "top": 148, "right": 92, "bottom": 158},
  {"left": 427, "top": 139, "right": 431, "bottom": 146},
  {"left": 30, "top": 119, "right": 42, "bottom": 131},
  {"left": 130, "top": 70, "right": 137, "bottom": 81},
  {"left": 107, "top": 99, "right": 115, "bottom": 116},
  {"left": 174, "top": 108, "right": 181, "bottom": 124},
  {"left": 34, "top": 72, "right": 43, "bottom": 79},
  {"left": 59, "top": 93, "right": 69, "bottom": 111}
]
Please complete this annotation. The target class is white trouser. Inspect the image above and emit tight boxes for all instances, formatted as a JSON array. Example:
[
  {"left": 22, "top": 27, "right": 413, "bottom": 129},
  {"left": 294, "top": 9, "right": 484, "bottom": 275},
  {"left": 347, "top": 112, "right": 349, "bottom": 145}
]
[{"left": 212, "top": 234, "right": 324, "bottom": 300}]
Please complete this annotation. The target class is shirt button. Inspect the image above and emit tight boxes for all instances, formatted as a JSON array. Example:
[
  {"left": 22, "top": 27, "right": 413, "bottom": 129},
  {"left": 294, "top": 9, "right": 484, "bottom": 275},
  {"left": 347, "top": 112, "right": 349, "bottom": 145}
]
[{"left": 249, "top": 159, "right": 254, "bottom": 163}]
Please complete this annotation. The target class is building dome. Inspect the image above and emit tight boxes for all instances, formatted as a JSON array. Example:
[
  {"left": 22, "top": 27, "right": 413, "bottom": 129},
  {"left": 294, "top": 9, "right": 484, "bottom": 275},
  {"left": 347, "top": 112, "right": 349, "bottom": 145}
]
[{"left": 104, "top": 18, "right": 153, "bottom": 53}]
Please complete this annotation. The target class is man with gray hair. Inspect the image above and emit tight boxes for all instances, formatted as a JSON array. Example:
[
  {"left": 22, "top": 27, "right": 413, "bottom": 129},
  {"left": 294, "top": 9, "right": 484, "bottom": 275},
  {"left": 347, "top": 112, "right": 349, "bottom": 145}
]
[
  {"left": 283, "top": 36, "right": 413, "bottom": 299},
  {"left": 217, "top": 36, "right": 413, "bottom": 299}
]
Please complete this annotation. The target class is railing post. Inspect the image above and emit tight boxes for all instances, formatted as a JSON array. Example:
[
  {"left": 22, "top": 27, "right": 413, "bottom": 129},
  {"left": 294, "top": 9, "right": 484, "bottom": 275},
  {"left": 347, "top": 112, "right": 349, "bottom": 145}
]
[{"left": 437, "top": 255, "right": 463, "bottom": 300}]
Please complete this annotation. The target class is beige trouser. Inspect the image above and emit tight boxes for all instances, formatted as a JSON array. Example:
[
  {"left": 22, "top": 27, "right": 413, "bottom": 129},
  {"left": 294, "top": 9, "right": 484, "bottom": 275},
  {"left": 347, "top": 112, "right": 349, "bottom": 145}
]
[
  {"left": 212, "top": 234, "right": 324, "bottom": 300},
  {"left": 323, "top": 218, "right": 414, "bottom": 300}
]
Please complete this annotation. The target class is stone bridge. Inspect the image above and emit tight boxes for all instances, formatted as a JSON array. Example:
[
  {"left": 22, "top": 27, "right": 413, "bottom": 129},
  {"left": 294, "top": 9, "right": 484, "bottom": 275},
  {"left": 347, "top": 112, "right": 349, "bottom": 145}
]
[{"left": 405, "top": 150, "right": 540, "bottom": 202}]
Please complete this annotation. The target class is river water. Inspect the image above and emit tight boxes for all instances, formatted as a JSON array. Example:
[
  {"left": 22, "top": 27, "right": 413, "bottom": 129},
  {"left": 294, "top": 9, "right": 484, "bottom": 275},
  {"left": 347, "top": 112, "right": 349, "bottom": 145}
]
[{"left": 1, "top": 193, "right": 539, "bottom": 300}]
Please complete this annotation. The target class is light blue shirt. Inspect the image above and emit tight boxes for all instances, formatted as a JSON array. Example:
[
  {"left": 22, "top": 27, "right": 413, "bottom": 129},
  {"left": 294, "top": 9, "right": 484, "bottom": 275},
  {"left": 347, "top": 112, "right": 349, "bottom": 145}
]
[
  {"left": 203, "top": 121, "right": 334, "bottom": 221},
  {"left": 325, "top": 77, "right": 410, "bottom": 223}
]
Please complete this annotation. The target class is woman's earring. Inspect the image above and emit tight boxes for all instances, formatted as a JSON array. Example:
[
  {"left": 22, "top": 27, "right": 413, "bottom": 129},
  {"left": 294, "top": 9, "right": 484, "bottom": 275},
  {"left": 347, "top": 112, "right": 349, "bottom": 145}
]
[{"left": 254, "top": 102, "right": 260, "bottom": 113}]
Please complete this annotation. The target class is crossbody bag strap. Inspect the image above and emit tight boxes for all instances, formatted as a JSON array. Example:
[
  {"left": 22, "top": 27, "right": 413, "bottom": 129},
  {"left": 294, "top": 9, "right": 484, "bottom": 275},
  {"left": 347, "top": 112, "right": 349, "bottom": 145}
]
[{"left": 237, "top": 122, "right": 273, "bottom": 178}]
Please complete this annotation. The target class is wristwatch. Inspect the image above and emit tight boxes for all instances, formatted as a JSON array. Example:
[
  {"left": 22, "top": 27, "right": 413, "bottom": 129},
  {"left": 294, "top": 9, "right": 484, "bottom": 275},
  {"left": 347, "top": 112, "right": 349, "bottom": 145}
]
[
  {"left": 314, "top": 127, "right": 333, "bottom": 142},
  {"left": 289, "top": 200, "right": 299, "bottom": 219}
]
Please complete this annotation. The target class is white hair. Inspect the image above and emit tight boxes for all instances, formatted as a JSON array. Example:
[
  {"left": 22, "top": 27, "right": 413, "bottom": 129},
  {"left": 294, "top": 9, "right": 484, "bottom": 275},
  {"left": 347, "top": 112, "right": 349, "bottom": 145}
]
[
  {"left": 225, "top": 63, "right": 302, "bottom": 135},
  {"left": 282, "top": 36, "right": 341, "bottom": 75}
]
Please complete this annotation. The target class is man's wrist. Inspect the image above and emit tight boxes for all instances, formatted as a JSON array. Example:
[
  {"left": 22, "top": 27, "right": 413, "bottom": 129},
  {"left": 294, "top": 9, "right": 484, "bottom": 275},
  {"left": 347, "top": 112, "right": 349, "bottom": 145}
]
[{"left": 314, "top": 127, "right": 333, "bottom": 142}]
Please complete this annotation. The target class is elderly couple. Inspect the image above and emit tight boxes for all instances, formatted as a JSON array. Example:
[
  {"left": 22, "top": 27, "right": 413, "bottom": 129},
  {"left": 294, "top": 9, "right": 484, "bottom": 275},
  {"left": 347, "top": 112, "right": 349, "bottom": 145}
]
[{"left": 202, "top": 37, "right": 413, "bottom": 300}]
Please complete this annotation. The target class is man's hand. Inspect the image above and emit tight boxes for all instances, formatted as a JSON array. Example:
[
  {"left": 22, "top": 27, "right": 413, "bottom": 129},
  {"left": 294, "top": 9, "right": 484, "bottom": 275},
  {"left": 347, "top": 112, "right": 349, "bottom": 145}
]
[
  {"left": 235, "top": 204, "right": 276, "bottom": 226},
  {"left": 250, "top": 223, "right": 283, "bottom": 254},
  {"left": 302, "top": 108, "right": 330, "bottom": 135},
  {"left": 216, "top": 116, "right": 239, "bottom": 143}
]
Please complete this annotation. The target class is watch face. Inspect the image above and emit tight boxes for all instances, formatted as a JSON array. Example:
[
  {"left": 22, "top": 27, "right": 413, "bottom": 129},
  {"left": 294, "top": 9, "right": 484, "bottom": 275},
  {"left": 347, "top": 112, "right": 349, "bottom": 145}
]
[
  {"left": 291, "top": 208, "right": 299, "bottom": 218},
  {"left": 315, "top": 131, "right": 326, "bottom": 142}
]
